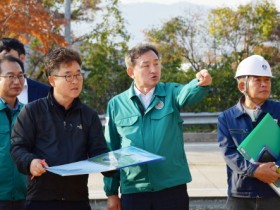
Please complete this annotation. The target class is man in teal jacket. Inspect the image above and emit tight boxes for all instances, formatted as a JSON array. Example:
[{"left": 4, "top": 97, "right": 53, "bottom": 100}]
[
  {"left": 104, "top": 44, "right": 212, "bottom": 210},
  {"left": 0, "top": 56, "right": 25, "bottom": 210}
]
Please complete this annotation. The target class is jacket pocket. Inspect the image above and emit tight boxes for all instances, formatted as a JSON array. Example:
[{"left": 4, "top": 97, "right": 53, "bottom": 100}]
[
  {"left": 0, "top": 125, "right": 9, "bottom": 149},
  {"left": 150, "top": 107, "right": 184, "bottom": 125},
  {"left": 115, "top": 116, "right": 139, "bottom": 145},
  {"left": 150, "top": 107, "right": 174, "bottom": 120},
  {"left": 229, "top": 129, "right": 249, "bottom": 146},
  {"left": 115, "top": 115, "right": 139, "bottom": 127},
  {"left": 0, "top": 125, "right": 9, "bottom": 133}
]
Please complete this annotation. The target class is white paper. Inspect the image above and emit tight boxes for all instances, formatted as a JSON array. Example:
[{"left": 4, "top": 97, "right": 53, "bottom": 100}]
[{"left": 47, "top": 146, "right": 165, "bottom": 176}]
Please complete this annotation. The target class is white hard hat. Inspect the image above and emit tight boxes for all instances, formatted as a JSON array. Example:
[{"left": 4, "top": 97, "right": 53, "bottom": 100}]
[{"left": 235, "top": 55, "right": 272, "bottom": 78}]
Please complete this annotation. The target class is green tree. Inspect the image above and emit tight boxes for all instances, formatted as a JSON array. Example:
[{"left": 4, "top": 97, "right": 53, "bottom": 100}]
[
  {"left": 208, "top": 0, "right": 280, "bottom": 61},
  {"left": 0, "top": 0, "right": 66, "bottom": 52},
  {"left": 145, "top": 9, "right": 212, "bottom": 73},
  {"left": 80, "top": 0, "right": 131, "bottom": 113},
  {"left": 42, "top": 0, "right": 102, "bottom": 45},
  {"left": 0, "top": 0, "right": 68, "bottom": 82},
  {"left": 143, "top": 9, "right": 218, "bottom": 112},
  {"left": 144, "top": 1, "right": 280, "bottom": 113},
  {"left": 208, "top": 0, "right": 280, "bottom": 111}
]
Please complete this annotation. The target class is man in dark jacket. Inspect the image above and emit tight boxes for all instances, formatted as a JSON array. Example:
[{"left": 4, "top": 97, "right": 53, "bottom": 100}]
[
  {"left": 0, "top": 38, "right": 49, "bottom": 104},
  {"left": 217, "top": 55, "right": 280, "bottom": 210},
  {"left": 10, "top": 47, "right": 112, "bottom": 210}
]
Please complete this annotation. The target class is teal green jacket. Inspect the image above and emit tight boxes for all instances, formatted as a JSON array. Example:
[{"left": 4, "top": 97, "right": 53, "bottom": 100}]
[
  {"left": 0, "top": 99, "right": 26, "bottom": 200},
  {"left": 104, "top": 80, "right": 210, "bottom": 195}
]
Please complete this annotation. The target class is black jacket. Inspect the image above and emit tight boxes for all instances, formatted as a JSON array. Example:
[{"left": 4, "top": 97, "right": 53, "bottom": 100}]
[{"left": 10, "top": 90, "right": 109, "bottom": 201}]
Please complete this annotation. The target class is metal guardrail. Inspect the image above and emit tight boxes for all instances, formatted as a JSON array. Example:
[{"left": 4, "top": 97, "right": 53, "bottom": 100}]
[
  {"left": 99, "top": 112, "right": 220, "bottom": 126},
  {"left": 180, "top": 112, "right": 220, "bottom": 125}
]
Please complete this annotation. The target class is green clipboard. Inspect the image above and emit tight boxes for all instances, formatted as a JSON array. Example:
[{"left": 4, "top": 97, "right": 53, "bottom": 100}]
[{"left": 237, "top": 113, "right": 280, "bottom": 162}]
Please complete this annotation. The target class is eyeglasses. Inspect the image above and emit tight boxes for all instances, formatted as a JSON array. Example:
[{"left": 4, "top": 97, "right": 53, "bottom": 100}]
[
  {"left": 52, "top": 73, "right": 83, "bottom": 82},
  {"left": 0, "top": 74, "right": 25, "bottom": 82}
]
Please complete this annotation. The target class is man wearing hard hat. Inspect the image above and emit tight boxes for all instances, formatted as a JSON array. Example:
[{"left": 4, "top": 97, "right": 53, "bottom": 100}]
[{"left": 217, "top": 55, "right": 280, "bottom": 210}]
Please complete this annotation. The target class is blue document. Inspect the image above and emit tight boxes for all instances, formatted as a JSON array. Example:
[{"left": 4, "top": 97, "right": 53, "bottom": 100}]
[{"left": 47, "top": 146, "right": 165, "bottom": 176}]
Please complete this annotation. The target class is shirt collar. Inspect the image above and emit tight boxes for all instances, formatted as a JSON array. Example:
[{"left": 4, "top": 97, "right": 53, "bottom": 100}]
[
  {"left": 48, "top": 87, "right": 81, "bottom": 112},
  {"left": 133, "top": 85, "right": 155, "bottom": 98},
  {"left": 128, "top": 81, "right": 166, "bottom": 99},
  {"left": 23, "top": 77, "right": 27, "bottom": 87},
  {"left": 0, "top": 97, "right": 21, "bottom": 111},
  {"left": 134, "top": 85, "right": 155, "bottom": 109}
]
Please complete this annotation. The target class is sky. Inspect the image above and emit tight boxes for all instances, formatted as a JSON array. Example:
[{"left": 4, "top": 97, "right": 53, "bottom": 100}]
[
  {"left": 117, "top": 0, "right": 280, "bottom": 46},
  {"left": 73, "top": 0, "right": 280, "bottom": 47},
  {"left": 120, "top": 0, "right": 280, "bottom": 9},
  {"left": 120, "top": 0, "right": 251, "bottom": 6}
]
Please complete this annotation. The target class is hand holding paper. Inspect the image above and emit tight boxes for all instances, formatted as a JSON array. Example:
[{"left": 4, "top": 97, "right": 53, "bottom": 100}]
[{"left": 30, "top": 159, "right": 48, "bottom": 180}]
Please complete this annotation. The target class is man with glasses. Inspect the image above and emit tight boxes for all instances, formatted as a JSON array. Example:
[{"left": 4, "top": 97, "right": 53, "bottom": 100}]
[
  {"left": 0, "top": 56, "right": 26, "bottom": 210},
  {"left": 0, "top": 38, "right": 49, "bottom": 104},
  {"left": 10, "top": 47, "right": 113, "bottom": 210}
]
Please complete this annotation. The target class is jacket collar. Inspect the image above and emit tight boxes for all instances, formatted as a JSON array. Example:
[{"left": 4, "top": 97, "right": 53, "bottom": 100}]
[
  {"left": 128, "top": 82, "right": 166, "bottom": 100},
  {"left": 234, "top": 96, "right": 270, "bottom": 119},
  {"left": 47, "top": 87, "right": 82, "bottom": 112},
  {"left": 0, "top": 97, "right": 23, "bottom": 111}
]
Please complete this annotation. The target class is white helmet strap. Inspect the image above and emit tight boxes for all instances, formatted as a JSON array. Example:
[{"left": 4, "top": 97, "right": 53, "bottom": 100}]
[{"left": 243, "top": 76, "right": 262, "bottom": 110}]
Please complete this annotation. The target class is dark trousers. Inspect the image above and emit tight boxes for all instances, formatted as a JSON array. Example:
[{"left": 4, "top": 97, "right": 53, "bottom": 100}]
[
  {"left": 226, "top": 196, "right": 280, "bottom": 210},
  {"left": 24, "top": 200, "right": 91, "bottom": 210},
  {"left": 121, "top": 184, "right": 189, "bottom": 210},
  {"left": 0, "top": 201, "right": 25, "bottom": 210}
]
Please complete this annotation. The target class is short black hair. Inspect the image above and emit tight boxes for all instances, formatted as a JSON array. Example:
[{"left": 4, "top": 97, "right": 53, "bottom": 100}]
[
  {"left": 44, "top": 47, "right": 82, "bottom": 77},
  {"left": 0, "top": 55, "right": 24, "bottom": 74},
  {"left": 0, "top": 38, "right": 26, "bottom": 56}
]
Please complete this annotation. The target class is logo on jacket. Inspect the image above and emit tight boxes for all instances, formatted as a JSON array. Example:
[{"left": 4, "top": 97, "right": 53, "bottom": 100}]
[
  {"left": 155, "top": 101, "right": 164, "bottom": 110},
  {"left": 77, "top": 124, "right": 83, "bottom": 129}
]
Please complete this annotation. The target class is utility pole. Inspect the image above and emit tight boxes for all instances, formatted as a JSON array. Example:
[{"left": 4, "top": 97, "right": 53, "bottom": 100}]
[{"left": 64, "top": 0, "right": 71, "bottom": 46}]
